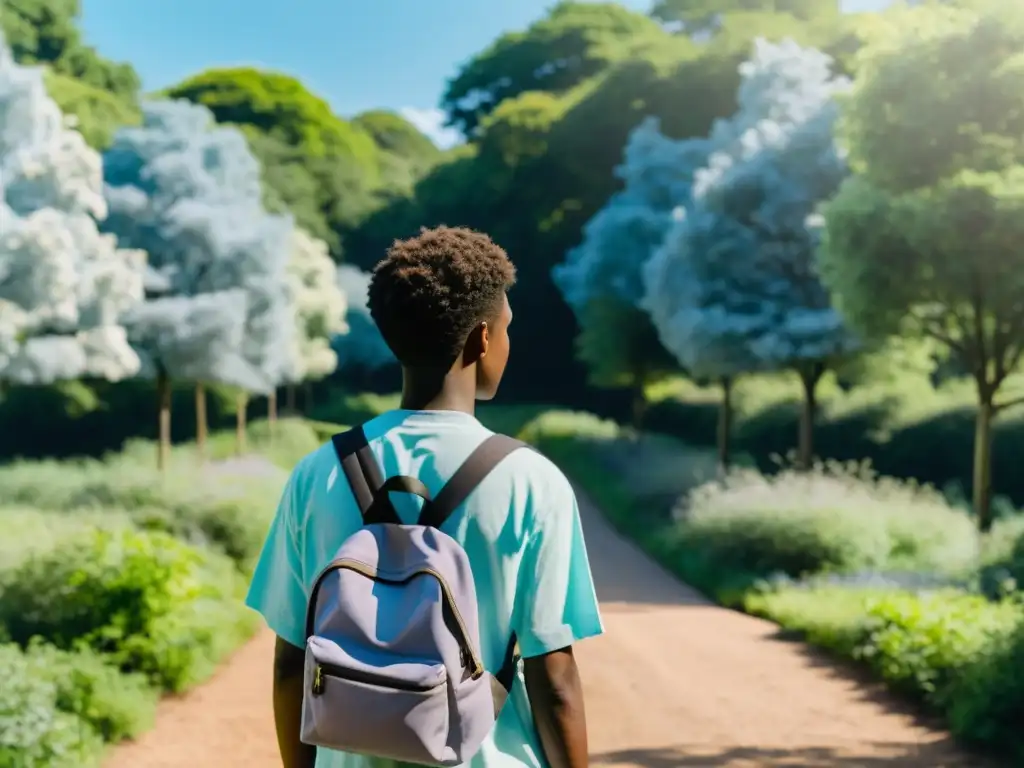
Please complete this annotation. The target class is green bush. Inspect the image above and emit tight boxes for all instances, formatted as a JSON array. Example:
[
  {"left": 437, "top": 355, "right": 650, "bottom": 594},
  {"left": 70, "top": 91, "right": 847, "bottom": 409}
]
[
  {"left": 0, "top": 644, "right": 103, "bottom": 768},
  {"left": 0, "top": 641, "right": 156, "bottom": 767},
  {"left": 20, "top": 640, "right": 157, "bottom": 743},
  {"left": 0, "top": 455, "right": 283, "bottom": 571},
  {"left": 678, "top": 463, "right": 980, "bottom": 582},
  {"left": 748, "top": 587, "right": 1024, "bottom": 761},
  {"left": 0, "top": 528, "right": 256, "bottom": 692}
]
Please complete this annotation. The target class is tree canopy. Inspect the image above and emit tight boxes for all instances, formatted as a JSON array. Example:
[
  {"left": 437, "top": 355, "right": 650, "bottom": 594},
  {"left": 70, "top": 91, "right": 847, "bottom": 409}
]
[
  {"left": 0, "top": 0, "right": 140, "bottom": 148},
  {"left": 819, "top": 0, "right": 1024, "bottom": 529},
  {"left": 441, "top": 1, "right": 669, "bottom": 136},
  {"left": 165, "top": 68, "right": 442, "bottom": 259},
  {"left": 0, "top": 32, "right": 144, "bottom": 386}
]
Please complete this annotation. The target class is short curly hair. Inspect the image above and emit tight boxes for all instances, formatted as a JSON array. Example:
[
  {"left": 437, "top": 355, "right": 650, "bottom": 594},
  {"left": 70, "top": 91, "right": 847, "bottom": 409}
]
[{"left": 367, "top": 226, "right": 516, "bottom": 367}]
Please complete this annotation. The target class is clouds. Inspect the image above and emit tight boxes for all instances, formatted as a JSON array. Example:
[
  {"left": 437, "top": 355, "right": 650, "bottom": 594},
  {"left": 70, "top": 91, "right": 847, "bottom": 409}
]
[{"left": 398, "top": 106, "right": 462, "bottom": 149}]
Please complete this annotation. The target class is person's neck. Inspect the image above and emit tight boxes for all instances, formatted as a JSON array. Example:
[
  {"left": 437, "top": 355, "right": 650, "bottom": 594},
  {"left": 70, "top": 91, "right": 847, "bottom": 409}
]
[{"left": 399, "top": 368, "right": 476, "bottom": 414}]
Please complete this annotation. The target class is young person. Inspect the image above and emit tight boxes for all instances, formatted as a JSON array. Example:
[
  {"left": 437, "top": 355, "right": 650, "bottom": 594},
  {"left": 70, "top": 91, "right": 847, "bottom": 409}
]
[{"left": 245, "top": 226, "right": 603, "bottom": 768}]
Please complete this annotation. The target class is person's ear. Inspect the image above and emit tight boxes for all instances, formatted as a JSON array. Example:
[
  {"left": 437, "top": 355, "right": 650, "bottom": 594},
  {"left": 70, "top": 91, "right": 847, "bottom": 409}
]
[
  {"left": 462, "top": 322, "right": 489, "bottom": 366},
  {"left": 479, "top": 321, "right": 490, "bottom": 358}
]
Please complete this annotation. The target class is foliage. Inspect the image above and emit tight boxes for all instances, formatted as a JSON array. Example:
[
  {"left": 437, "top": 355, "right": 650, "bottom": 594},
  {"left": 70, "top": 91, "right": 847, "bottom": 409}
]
[
  {"left": 0, "top": 424, "right": 288, "bottom": 766},
  {"left": 352, "top": 109, "right": 444, "bottom": 194},
  {"left": 0, "top": 642, "right": 104, "bottom": 767},
  {"left": 164, "top": 68, "right": 438, "bottom": 257},
  {"left": 332, "top": 265, "right": 395, "bottom": 375},
  {"left": 0, "top": 441, "right": 286, "bottom": 569},
  {"left": 441, "top": 1, "right": 669, "bottom": 135},
  {"left": 651, "top": 1, "right": 839, "bottom": 32},
  {"left": 819, "top": 0, "right": 1024, "bottom": 529},
  {"left": 103, "top": 99, "right": 296, "bottom": 394},
  {"left": 522, "top": 408, "right": 1024, "bottom": 758},
  {"left": 748, "top": 586, "right": 1024, "bottom": 760},
  {"left": 283, "top": 228, "right": 347, "bottom": 383},
  {"left": 553, "top": 117, "right": 693, "bottom": 391},
  {"left": 0, "top": 0, "right": 141, "bottom": 150},
  {"left": 642, "top": 38, "right": 854, "bottom": 381},
  {"left": 0, "top": 528, "right": 256, "bottom": 692},
  {"left": 678, "top": 462, "right": 979, "bottom": 582},
  {"left": 0, "top": 33, "right": 145, "bottom": 386}
]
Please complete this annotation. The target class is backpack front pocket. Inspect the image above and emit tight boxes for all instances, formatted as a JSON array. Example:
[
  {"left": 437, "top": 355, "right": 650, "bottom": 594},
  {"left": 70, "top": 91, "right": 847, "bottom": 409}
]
[{"left": 301, "top": 642, "right": 454, "bottom": 765}]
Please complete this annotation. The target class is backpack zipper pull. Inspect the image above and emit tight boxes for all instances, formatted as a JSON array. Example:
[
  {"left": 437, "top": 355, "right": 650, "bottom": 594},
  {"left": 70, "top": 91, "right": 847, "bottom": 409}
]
[{"left": 312, "top": 665, "right": 324, "bottom": 695}]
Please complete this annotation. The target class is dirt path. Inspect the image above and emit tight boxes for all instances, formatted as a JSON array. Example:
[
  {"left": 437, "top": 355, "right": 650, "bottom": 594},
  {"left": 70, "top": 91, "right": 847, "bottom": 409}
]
[{"left": 104, "top": 490, "right": 987, "bottom": 768}]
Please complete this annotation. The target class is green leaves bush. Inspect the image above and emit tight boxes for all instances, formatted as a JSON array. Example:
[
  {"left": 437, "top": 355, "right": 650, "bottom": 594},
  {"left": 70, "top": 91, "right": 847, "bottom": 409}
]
[
  {"left": 0, "top": 641, "right": 157, "bottom": 768},
  {"left": 677, "top": 463, "right": 979, "bottom": 583},
  {"left": 748, "top": 587, "right": 1024, "bottom": 761},
  {"left": 0, "top": 528, "right": 255, "bottom": 692}
]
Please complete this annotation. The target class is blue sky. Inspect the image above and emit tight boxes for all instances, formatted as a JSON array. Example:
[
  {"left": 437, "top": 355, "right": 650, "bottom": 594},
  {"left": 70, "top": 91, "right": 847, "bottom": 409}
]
[{"left": 79, "top": 0, "right": 890, "bottom": 148}]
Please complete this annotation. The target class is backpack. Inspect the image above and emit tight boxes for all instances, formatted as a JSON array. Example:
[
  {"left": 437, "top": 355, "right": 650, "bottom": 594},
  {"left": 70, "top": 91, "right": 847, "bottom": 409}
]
[{"left": 300, "top": 425, "right": 529, "bottom": 766}]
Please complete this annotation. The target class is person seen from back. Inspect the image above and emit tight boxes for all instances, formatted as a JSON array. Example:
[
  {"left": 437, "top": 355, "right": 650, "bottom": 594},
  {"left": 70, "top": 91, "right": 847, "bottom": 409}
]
[{"left": 245, "top": 225, "right": 604, "bottom": 768}]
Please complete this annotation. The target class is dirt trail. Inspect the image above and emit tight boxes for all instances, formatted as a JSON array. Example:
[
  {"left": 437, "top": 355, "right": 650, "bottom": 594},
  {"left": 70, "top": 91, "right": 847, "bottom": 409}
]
[{"left": 105, "top": 490, "right": 987, "bottom": 768}]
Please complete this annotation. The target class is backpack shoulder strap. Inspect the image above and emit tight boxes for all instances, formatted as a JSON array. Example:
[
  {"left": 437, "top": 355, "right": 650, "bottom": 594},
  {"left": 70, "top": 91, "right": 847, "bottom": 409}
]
[
  {"left": 417, "top": 433, "right": 531, "bottom": 530},
  {"left": 331, "top": 425, "right": 404, "bottom": 525}
]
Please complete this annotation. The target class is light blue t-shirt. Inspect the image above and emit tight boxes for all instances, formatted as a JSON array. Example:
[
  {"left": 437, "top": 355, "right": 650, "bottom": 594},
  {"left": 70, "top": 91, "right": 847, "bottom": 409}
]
[{"left": 245, "top": 409, "right": 604, "bottom": 768}]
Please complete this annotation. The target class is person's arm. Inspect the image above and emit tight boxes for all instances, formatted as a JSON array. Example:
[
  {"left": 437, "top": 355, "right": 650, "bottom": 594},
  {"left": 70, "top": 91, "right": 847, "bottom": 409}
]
[
  {"left": 273, "top": 637, "right": 317, "bottom": 768},
  {"left": 512, "top": 459, "right": 603, "bottom": 768},
  {"left": 523, "top": 647, "right": 589, "bottom": 768},
  {"left": 244, "top": 465, "right": 316, "bottom": 768}
]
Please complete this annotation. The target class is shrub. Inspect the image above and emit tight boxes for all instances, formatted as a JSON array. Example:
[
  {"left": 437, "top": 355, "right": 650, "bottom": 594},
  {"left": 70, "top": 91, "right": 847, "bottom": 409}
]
[
  {"left": 747, "top": 586, "right": 1024, "bottom": 760},
  {"left": 0, "top": 529, "right": 257, "bottom": 692},
  {"left": 0, "top": 457, "right": 283, "bottom": 571},
  {"left": 947, "top": 615, "right": 1024, "bottom": 759},
  {"left": 21, "top": 641, "right": 157, "bottom": 743},
  {"left": 677, "top": 462, "right": 980, "bottom": 581},
  {"left": 0, "top": 644, "right": 103, "bottom": 768}
]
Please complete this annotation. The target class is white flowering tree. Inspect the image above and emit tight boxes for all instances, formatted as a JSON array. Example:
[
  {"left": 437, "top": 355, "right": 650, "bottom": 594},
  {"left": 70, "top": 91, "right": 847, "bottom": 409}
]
[
  {"left": 102, "top": 99, "right": 296, "bottom": 465},
  {"left": 642, "top": 39, "right": 856, "bottom": 468},
  {"left": 280, "top": 228, "right": 348, "bottom": 413},
  {"left": 553, "top": 118, "right": 703, "bottom": 427},
  {"left": 0, "top": 33, "right": 144, "bottom": 392},
  {"left": 333, "top": 265, "right": 395, "bottom": 390}
]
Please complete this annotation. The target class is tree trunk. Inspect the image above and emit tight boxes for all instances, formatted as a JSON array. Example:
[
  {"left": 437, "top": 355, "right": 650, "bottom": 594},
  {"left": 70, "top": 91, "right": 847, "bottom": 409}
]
[
  {"left": 267, "top": 389, "right": 277, "bottom": 445},
  {"left": 717, "top": 376, "right": 733, "bottom": 471},
  {"left": 194, "top": 381, "right": 207, "bottom": 460},
  {"left": 157, "top": 370, "right": 171, "bottom": 471},
  {"left": 797, "top": 363, "right": 824, "bottom": 470},
  {"left": 235, "top": 391, "right": 248, "bottom": 456},
  {"left": 973, "top": 397, "right": 995, "bottom": 532},
  {"left": 285, "top": 383, "right": 297, "bottom": 415}
]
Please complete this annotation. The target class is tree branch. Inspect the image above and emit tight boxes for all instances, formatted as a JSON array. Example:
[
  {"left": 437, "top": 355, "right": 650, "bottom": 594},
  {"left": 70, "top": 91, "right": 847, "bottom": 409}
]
[{"left": 993, "top": 394, "right": 1024, "bottom": 414}]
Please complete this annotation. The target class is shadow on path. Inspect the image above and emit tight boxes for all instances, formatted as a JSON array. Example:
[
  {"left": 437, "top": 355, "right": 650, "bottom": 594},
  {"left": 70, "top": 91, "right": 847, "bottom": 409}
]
[{"left": 592, "top": 741, "right": 992, "bottom": 767}]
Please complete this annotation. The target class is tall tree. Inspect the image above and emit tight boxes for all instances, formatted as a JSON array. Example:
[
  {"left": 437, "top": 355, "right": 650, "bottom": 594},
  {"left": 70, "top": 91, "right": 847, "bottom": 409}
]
[
  {"left": 553, "top": 117, "right": 699, "bottom": 426},
  {"left": 643, "top": 38, "right": 855, "bottom": 469},
  {"left": 819, "top": 0, "right": 1024, "bottom": 531},
  {"left": 442, "top": 1, "right": 668, "bottom": 136},
  {"left": 0, "top": 32, "right": 144, "bottom": 390},
  {"left": 102, "top": 99, "right": 295, "bottom": 466}
]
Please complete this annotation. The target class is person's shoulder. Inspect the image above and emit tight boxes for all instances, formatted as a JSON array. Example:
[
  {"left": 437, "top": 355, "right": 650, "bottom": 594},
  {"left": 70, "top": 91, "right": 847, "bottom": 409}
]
[
  {"left": 285, "top": 439, "right": 338, "bottom": 496},
  {"left": 502, "top": 439, "right": 574, "bottom": 499}
]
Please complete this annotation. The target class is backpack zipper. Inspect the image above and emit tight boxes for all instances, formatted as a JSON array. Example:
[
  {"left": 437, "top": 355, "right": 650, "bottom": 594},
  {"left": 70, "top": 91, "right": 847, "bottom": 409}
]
[
  {"left": 319, "top": 558, "right": 485, "bottom": 680},
  {"left": 311, "top": 661, "right": 444, "bottom": 695}
]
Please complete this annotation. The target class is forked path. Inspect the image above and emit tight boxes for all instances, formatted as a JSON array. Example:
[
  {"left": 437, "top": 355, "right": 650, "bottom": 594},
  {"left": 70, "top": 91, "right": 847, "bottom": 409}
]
[{"left": 105, "top": 490, "right": 987, "bottom": 768}]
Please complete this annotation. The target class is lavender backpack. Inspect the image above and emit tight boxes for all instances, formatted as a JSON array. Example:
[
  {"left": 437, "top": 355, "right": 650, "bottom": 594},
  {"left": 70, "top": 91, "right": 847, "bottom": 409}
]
[{"left": 300, "top": 425, "right": 528, "bottom": 765}]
